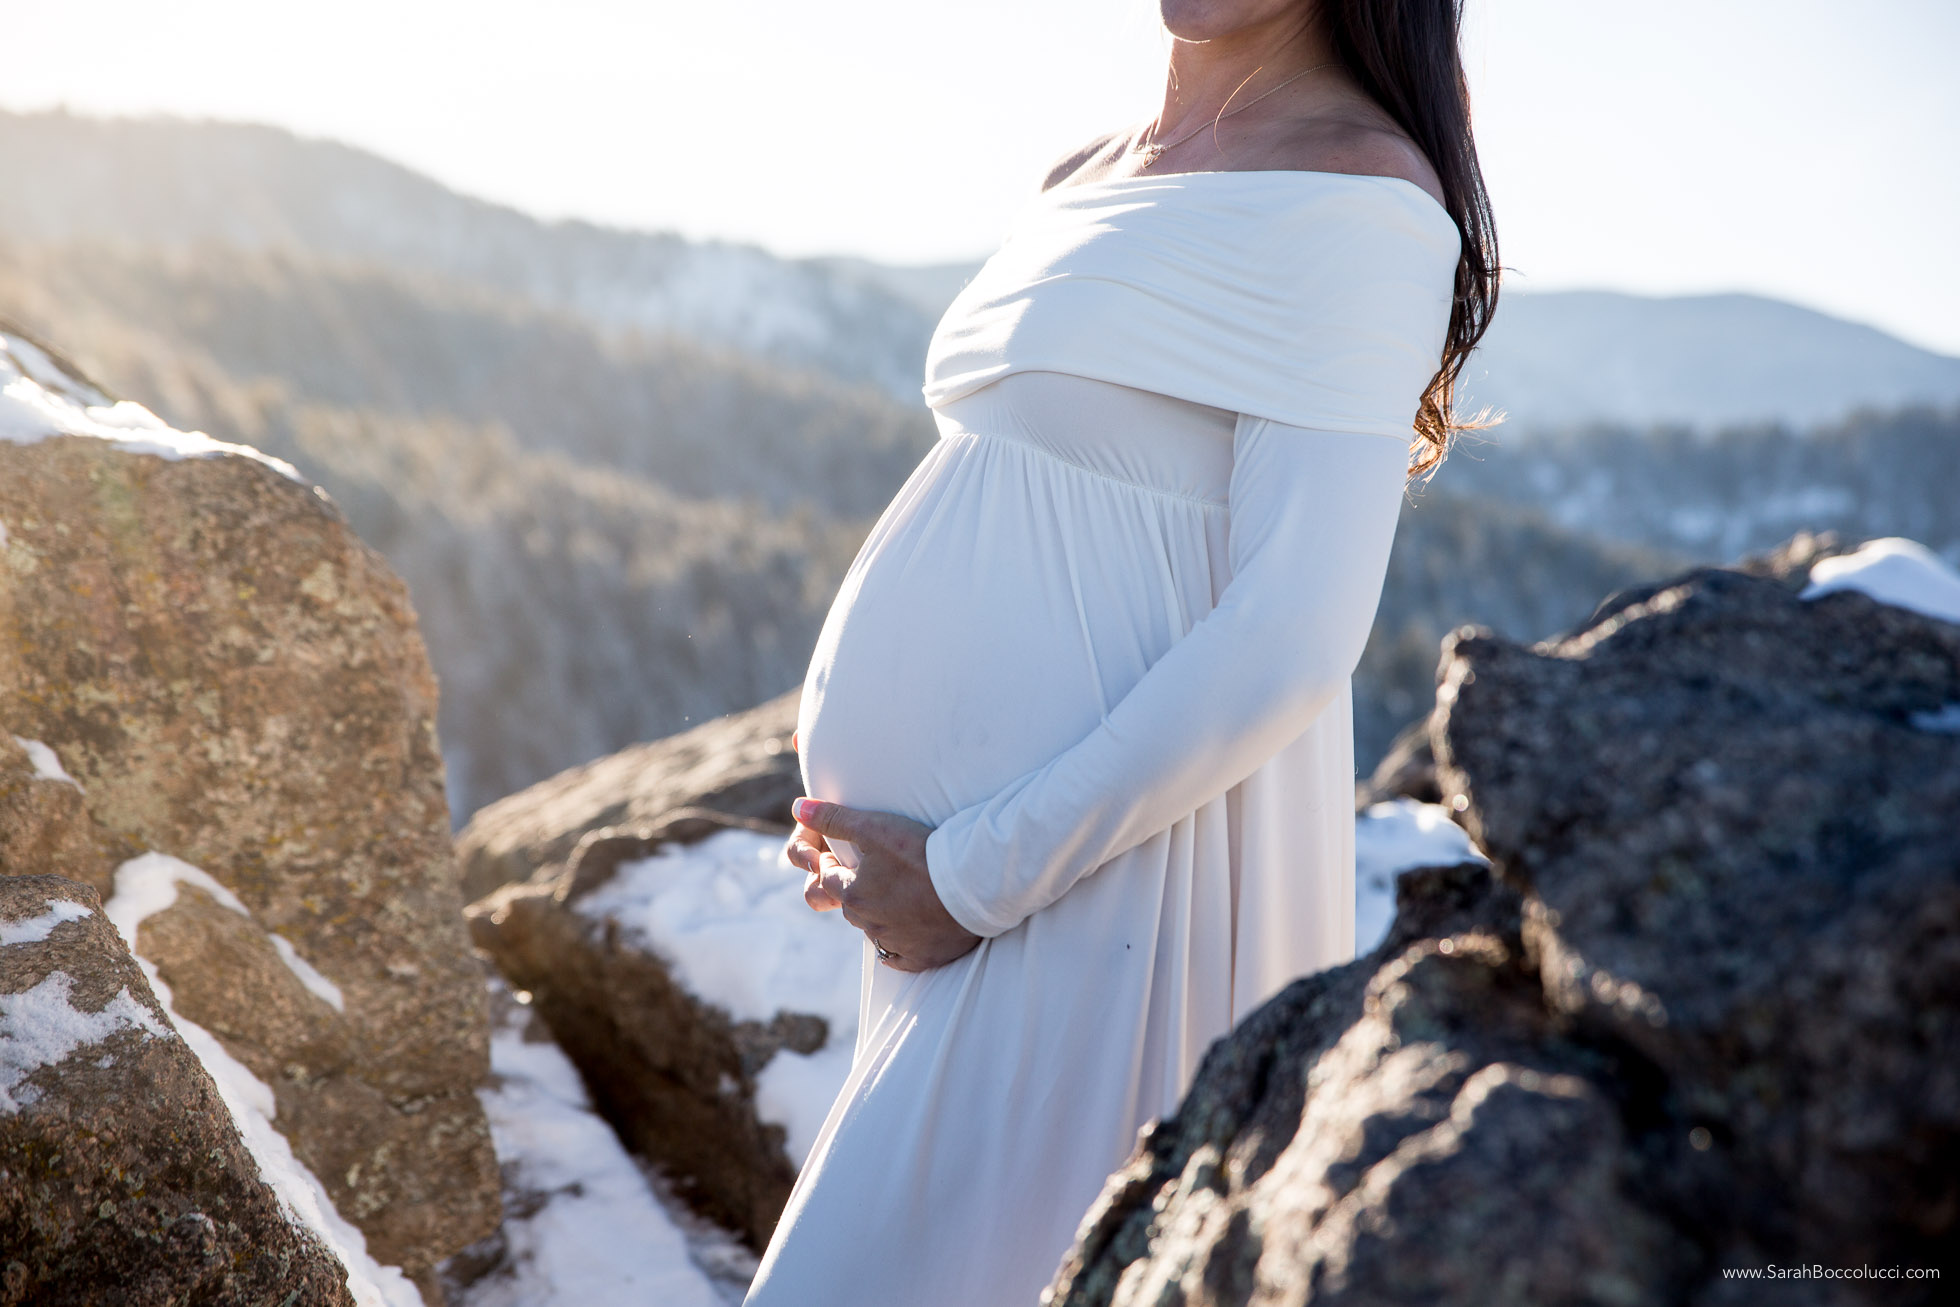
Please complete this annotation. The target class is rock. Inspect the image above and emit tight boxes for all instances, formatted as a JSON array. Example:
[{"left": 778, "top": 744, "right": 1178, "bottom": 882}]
[
  {"left": 1051, "top": 543, "right": 1960, "bottom": 1305},
  {"left": 466, "top": 809, "right": 817, "bottom": 1254},
  {"left": 1729, "top": 527, "right": 1860, "bottom": 589},
  {"left": 1434, "top": 561, "right": 1960, "bottom": 1286},
  {"left": 455, "top": 689, "right": 801, "bottom": 903},
  {"left": 1, "top": 338, "right": 499, "bottom": 1287},
  {"left": 1354, "top": 717, "right": 1440, "bottom": 808},
  {"left": 1, "top": 874, "right": 355, "bottom": 1305},
  {"left": 1051, "top": 861, "right": 1689, "bottom": 1307},
  {"left": 0, "top": 734, "right": 133, "bottom": 891}
]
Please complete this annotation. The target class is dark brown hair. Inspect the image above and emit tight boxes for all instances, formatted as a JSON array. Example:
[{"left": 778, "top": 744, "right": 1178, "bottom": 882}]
[{"left": 1321, "top": 0, "right": 1500, "bottom": 477}]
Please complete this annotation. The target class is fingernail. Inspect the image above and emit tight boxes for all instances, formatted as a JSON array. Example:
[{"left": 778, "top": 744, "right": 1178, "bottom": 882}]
[{"left": 792, "top": 797, "right": 815, "bottom": 823}]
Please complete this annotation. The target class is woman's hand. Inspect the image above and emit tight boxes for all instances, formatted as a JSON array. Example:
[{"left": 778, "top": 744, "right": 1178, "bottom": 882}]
[{"left": 786, "top": 796, "right": 982, "bottom": 973}]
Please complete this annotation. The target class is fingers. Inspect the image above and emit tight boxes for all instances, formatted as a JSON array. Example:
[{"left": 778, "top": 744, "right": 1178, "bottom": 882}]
[
  {"left": 785, "top": 820, "right": 836, "bottom": 875},
  {"left": 788, "top": 824, "right": 840, "bottom": 911},
  {"left": 818, "top": 860, "right": 853, "bottom": 917},
  {"left": 791, "top": 797, "right": 865, "bottom": 845},
  {"left": 803, "top": 870, "right": 840, "bottom": 912}
]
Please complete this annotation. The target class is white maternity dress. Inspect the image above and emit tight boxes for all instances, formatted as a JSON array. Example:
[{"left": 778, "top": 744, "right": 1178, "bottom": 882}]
[{"left": 745, "top": 170, "right": 1460, "bottom": 1306}]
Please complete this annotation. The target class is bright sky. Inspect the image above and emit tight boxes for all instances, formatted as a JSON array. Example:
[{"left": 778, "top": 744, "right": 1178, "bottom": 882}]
[{"left": 4, "top": 0, "right": 1957, "bottom": 353}]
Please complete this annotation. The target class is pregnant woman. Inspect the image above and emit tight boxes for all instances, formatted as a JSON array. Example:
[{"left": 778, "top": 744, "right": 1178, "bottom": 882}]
[{"left": 747, "top": 1, "right": 1497, "bottom": 1301}]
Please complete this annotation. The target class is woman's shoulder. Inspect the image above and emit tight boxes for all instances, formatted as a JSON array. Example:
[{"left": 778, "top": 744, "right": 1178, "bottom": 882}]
[
  {"left": 1038, "top": 132, "right": 1130, "bottom": 192},
  {"left": 1267, "top": 117, "right": 1447, "bottom": 210}
]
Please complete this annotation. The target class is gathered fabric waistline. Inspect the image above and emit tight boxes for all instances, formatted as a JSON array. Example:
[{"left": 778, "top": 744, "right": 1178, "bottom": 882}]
[{"left": 940, "top": 423, "right": 1229, "bottom": 510}]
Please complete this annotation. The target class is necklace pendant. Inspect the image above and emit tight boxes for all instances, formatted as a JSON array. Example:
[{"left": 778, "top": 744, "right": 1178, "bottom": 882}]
[{"left": 1139, "top": 143, "right": 1164, "bottom": 166}]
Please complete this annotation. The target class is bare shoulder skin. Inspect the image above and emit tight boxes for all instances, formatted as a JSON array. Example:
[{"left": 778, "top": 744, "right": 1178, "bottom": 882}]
[
  {"left": 1040, "top": 131, "right": 1129, "bottom": 192},
  {"left": 1265, "top": 110, "right": 1447, "bottom": 208}
]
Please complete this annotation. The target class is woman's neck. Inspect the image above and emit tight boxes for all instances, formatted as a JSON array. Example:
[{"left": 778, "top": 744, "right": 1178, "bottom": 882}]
[{"left": 1154, "top": 14, "right": 1340, "bottom": 141}]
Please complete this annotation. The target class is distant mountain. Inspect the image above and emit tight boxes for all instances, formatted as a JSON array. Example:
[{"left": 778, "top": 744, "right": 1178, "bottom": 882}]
[
  {"left": 1463, "top": 290, "right": 1960, "bottom": 434},
  {"left": 0, "top": 108, "right": 939, "bottom": 396},
  {"left": 7, "top": 109, "right": 1957, "bottom": 435}
]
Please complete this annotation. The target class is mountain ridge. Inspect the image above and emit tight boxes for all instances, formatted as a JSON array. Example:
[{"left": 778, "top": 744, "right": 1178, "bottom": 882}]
[
  {"left": 7, "top": 107, "right": 1957, "bottom": 431},
  {"left": 0, "top": 107, "right": 939, "bottom": 395}
]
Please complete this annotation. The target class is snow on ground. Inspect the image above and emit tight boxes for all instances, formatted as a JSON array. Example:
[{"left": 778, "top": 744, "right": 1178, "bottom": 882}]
[
  {"left": 1, "top": 331, "right": 299, "bottom": 479},
  {"left": 577, "top": 828, "right": 861, "bottom": 1167},
  {"left": 103, "top": 853, "right": 422, "bottom": 1307},
  {"left": 456, "top": 979, "right": 748, "bottom": 1307},
  {"left": 1801, "top": 536, "right": 1960, "bottom": 625},
  {"left": 9, "top": 736, "right": 82, "bottom": 788},
  {"left": 1354, "top": 799, "right": 1489, "bottom": 955}
]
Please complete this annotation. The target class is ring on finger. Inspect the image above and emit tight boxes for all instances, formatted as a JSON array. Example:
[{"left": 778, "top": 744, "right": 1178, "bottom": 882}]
[{"left": 873, "top": 938, "right": 897, "bottom": 961}]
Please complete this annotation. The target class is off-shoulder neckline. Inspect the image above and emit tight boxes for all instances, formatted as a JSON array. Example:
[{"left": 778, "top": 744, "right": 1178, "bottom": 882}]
[{"left": 1040, "top": 167, "right": 1455, "bottom": 230}]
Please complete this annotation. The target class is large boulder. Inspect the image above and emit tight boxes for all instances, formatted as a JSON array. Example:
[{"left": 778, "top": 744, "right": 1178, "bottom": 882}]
[
  {"left": 1, "top": 874, "right": 355, "bottom": 1305},
  {"left": 0, "top": 334, "right": 498, "bottom": 1290},
  {"left": 1051, "top": 541, "right": 1960, "bottom": 1305},
  {"left": 455, "top": 688, "right": 802, "bottom": 903}
]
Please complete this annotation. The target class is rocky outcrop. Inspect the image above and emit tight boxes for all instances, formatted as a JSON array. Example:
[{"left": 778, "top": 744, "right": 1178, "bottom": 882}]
[
  {"left": 467, "top": 808, "right": 817, "bottom": 1254},
  {"left": 1, "top": 875, "right": 355, "bottom": 1306},
  {"left": 456, "top": 689, "right": 801, "bottom": 902},
  {"left": 1051, "top": 546, "right": 1960, "bottom": 1305},
  {"left": 1, "top": 338, "right": 498, "bottom": 1290}
]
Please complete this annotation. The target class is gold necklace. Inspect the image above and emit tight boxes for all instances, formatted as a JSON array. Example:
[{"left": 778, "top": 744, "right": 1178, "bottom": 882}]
[{"left": 1132, "top": 62, "right": 1340, "bottom": 167}]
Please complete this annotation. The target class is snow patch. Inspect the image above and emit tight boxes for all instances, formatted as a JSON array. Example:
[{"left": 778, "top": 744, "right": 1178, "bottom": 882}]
[
  {"left": 459, "top": 982, "right": 731, "bottom": 1307},
  {"left": 0, "top": 897, "right": 93, "bottom": 947},
  {"left": 753, "top": 1039, "right": 855, "bottom": 1170},
  {"left": 576, "top": 828, "right": 860, "bottom": 1168},
  {"left": 1, "top": 332, "right": 300, "bottom": 480},
  {"left": 103, "top": 852, "right": 251, "bottom": 932},
  {"left": 105, "top": 853, "right": 420, "bottom": 1307},
  {"left": 0, "top": 970, "right": 171, "bottom": 1113},
  {"left": 269, "top": 932, "right": 346, "bottom": 1012},
  {"left": 1801, "top": 537, "right": 1960, "bottom": 625},
  {"left": 10, "top": 735, "right": 81, "bottom": 789},
  {"left": 1354, "top": 799, "right": 1489, "bottom": 955}
]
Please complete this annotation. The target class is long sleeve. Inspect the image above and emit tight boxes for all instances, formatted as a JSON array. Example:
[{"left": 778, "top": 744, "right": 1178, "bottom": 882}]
[{"left": 922, "top": 414, "right": 1410, "bottom": 939}]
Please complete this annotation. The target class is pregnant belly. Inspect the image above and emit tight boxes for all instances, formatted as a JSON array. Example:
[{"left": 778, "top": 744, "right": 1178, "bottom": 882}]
[{"left": 795, "top": 432, "right": 1220, "bottom": 829}]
